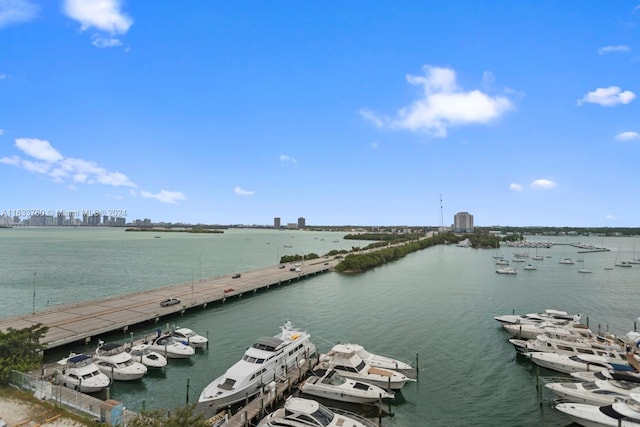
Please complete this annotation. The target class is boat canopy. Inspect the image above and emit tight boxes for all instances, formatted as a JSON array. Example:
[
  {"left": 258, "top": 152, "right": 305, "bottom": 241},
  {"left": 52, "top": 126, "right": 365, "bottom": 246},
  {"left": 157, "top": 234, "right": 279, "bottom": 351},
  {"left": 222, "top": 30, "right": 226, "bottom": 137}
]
[{"left": 252, "top": 337, "right": 284, "bottom": 352}]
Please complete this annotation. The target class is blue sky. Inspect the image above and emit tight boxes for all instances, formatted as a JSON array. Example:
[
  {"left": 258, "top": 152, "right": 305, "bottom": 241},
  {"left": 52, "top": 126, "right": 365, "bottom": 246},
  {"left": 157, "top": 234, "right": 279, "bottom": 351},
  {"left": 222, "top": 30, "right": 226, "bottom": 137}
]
[{"left": 1, "top": 1, "right": 639, "bottom": 227}]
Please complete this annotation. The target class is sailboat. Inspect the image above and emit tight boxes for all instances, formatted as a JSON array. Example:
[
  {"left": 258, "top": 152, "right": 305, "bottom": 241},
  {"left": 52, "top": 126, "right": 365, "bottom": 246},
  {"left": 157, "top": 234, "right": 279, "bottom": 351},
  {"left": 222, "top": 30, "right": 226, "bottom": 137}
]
[
  {"left": 578, "top": 256, "right": 591, "bottom": 273},
  {"left": 532, "top": 247, "right": 544, "bottom": 261},
  {"left": 615, "top": 248, "right": 632, "bottom": 268},
  {"left": 629, "top": 245, "right": 640, "bottom": 265}
]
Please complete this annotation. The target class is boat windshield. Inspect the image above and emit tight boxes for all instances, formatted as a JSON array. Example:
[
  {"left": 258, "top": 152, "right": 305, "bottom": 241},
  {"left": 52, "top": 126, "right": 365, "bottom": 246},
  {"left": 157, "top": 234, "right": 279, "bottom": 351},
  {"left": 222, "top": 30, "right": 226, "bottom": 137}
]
[
  {"left": 322, "top": 371, "right": 346, "bottom": 386},
  {"left": 309, "top": 405, "right": 335, "bottom": 426}
]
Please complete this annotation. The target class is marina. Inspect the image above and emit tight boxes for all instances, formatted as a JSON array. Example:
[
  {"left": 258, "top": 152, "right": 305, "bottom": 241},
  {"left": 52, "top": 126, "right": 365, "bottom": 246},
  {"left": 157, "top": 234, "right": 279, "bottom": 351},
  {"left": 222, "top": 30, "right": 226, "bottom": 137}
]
[{"left": 2, "top": 228, "right": 640, "bottom": 426}]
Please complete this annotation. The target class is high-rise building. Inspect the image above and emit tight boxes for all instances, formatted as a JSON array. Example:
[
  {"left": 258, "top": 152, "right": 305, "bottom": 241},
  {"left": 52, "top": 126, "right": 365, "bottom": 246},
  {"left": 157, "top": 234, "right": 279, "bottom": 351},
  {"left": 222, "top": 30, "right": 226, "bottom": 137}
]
[
  {"left": 274, "top": 217, "right": 281, "bottom": 229},
  {"left": 453, "top": 212, "right": 474, "bottom": 233},
  {"left": 297, "top": 217, "right": 306, "bottom": 228}
]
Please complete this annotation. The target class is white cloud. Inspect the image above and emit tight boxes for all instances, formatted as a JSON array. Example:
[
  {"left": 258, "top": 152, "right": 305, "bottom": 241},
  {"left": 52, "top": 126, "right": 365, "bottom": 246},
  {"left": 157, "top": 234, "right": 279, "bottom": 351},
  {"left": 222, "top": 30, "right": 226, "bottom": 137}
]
[
  {"left": 140, "top": 190, "right": 186, "bottom": 205},
  {"left": 0, "top": 138, "right": 194, "bottom": 205},
  {"left": 361, "top": 65, "right": 514, "bottom": 137},
  {"left": 0, "top": 0, "right": 39, "bottom": 29},
  {"left": 15, "top": 138, "right": 63, "bottom": 162},
  {"left": 606, "top": 214, "right": 617, "bottom": 220},
  {"left": 577, "top": 86, "right": 636, "bottom": 107},
  {"left": 234, "top": 186, "right": 255, "bottom": 196},
  {"left": 370, "top": 142, "right": 379, "bottom": 149},
  {"left": 615, "top": 131, "right": 640, "bottom": 141},
  {"left": 0, "top": 74, "right": 7, "bottom": 80},
  {"left": 598, "top": 45, "right": 630, "bottom": 55},
  {"left": 63, "top": 0, "right": 132, "bottom": 34},
  {"left": 279, "top": 154, "right": 298, "bottom": 164},
  {"left": 530, "top": 179, "right": 558, "bottom": 189},
  {"left": 0, "top": 129, "right": 5, "bottom": 135},
  {"left": 509, "top": 183, "right": 523, "bottom": 191},
  {"left": 91, "top": 34, "right": 122, "bottom": 48}
]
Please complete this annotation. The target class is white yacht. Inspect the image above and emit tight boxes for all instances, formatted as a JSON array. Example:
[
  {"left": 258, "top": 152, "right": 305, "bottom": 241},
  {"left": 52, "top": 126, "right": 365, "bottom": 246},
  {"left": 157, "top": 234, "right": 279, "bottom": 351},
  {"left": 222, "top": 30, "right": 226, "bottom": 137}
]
[
  {"left": 509, "top": 331, "right": 625, "bottom": 359},
  {"left": 331, "top": 343, "right": 413, "bottom": 370},
  {"left": 171, "top": 327, "right": 208, "bottom": 348},
  {"left": 496, "top": 267, "right": 517, "bottom": 274},
  {"left": 145, "top": 332, "right": 196, "bottom": 358},
  {"left": 198, "top": 321, "right": 316, "bottom": 411},
  {"left": 257, "top": 396, "right": 378, "bottom": 427},
  {"left": 128, "top": 344, "right": 167, "bottom": 368},
  {"left": 502, "top": 321, "right": 592, "bottom": 340},
  {"left": 299, "top": 368, "right": 394, "bottom": 404},
  {"left": 546, "top": 378, "right": 640, "bottom": 406},
  {"left": 94, "top": 341, "right": 147, "bottom": 380},
  {"left": 529, "top": 352, "right": 635, "bottom": 375},
  {"left": 54, "top": 353, "right": 111, "bottom": 393},
  {"left": 494, "top": 309, "right": 581, "bottom": 326},
  {"left": 317, "top": 344, "right": 411, "bottom": 390},
  {"left": 555, "top": 392, "right": 640, "bottom": 426}
]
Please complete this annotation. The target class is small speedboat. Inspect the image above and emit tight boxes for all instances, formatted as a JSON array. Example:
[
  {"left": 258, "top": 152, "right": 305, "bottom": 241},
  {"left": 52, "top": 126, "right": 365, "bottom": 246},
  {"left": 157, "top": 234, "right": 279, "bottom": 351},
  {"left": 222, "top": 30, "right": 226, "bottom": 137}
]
[
  {"left": 95, "top": 341, "right": 147, "bottom": 380},
  {"left": 146, "top": 333, "right": 195, "bottom": 359},
  {"left": 128, "top": 344, "right": 167, "bottom": 368},
  {"left": 333, "top": 343, "right": 413, "bottom": 370},
  {"left": 171, "top": 327, "right": 208, "bottom": 348},
  {"left": 299, "top": 368, "right": 394, "bottom": 404},
  {"left": 55, "top": 353, "right": 111, "bottom": 393},
  {"left": 555, "top": 392, "right": 640, "bottom": 426},
  {"left": 257, "top": 396, "right": 378, "bottom": 427}
]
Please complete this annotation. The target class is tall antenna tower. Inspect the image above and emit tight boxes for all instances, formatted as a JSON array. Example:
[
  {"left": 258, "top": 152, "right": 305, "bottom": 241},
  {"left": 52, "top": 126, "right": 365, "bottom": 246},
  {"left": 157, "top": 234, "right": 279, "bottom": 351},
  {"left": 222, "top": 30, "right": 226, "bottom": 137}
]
[{"left": 439, "top": 194, "right": 444, "bottom": 232}]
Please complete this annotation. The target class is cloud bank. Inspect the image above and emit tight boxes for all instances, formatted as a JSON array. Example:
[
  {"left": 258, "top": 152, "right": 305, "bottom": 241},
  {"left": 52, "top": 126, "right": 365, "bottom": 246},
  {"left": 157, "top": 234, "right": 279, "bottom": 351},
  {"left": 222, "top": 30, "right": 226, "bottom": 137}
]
[
  {"left": 0, "top": 138, "right": 185, "bottom": 204},
  {"left": 360, "top": 65, "right": 514, "bottom": 137}
]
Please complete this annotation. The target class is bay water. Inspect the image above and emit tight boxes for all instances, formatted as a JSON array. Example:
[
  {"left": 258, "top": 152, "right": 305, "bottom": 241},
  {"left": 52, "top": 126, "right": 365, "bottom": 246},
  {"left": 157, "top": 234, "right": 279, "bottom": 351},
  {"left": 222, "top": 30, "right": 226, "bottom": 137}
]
[{"left": 2, "top": 227, "right": 640, "bottom": 426}]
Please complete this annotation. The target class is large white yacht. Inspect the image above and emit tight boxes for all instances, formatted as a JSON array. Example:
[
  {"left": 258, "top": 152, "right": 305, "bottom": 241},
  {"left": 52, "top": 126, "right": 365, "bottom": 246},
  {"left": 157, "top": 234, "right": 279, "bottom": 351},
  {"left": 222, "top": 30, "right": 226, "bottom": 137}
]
[
  {"left": 555, "top": 392, "right": 640, "bottom": 426},
  {"left": 546, "top": 378, "right": 640, "bottom": 406},
  {"left": 198, "top": 321, "right": 316, "bottom": 411},
  {"left": 327, "top": 343, "right": 412, "bottom": 370},
  {"left": 299, "top": 368, "right": 394, "bottom": 404},
  {"left": 494, "top": 309, "right": 581, "bottom": 326}
]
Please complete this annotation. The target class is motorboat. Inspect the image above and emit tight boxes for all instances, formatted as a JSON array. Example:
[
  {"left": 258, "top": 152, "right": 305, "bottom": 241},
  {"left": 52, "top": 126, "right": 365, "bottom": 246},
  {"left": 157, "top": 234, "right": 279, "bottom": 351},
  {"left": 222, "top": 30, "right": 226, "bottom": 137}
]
[
  {"left": 496, "top": 267, "right": 517, "bottom": 275},
  {"left": 572, "top": 368, "right": 640, "bottom": 383},
  {"left": 331, "top": 343, "right": 413, "bottom": 370},
  {"left": 529, "top": 352, "right": 636, "bottom": 375},
  {"left": 256, "top": 396, "right": 378, "bottom": 427},
  {"left": 317, "top": 344, "right": 411, "bottom": 390},
  {"left": 145, "top": 332, "right": 196, "bottom": 359},
  {"left": 495, "top": 258, "right": 509, "bottom": 265},
  {"left": 494, "top": 309, "right": 581, "bottom": 326},
  {"left": 94, "top": 341, "right": 147, "bottom": 380},
  {"left": 523, "top": 263, "right": 537, "bottom": 270},
  {"left": 127, "top": 344, "right": 167, "bottom": 368},
  {"left": 559, "top": 258, "right": 576, "bottom": 265},
  {"left": 502, "top": 321, "right": 592, "bottom": 340},
  {"left": 546, "top": 378, "right": 640, "bottom": 406},
  {"left": 508, "top": 330, "right": 625, "bottom": 358},
  {"left": 171, "top": 327, "right": 208, "bottom": 348},
  {"left": 198, "top": 321, "right": 317, "bottom": 411},
  {"left": 555, "top": 392, "right": 640, "bottom": 426},
  {"left": 299, "top": 368, "right": 394, "bottom": 404},
  {"left": 54, "top": 353, "right": 111, "bottom": 393}
]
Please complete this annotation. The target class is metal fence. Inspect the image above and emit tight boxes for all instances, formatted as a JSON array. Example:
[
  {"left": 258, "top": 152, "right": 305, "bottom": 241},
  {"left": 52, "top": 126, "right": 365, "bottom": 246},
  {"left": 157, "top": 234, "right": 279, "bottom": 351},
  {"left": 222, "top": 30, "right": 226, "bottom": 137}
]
[{"left": 9, "top": 370, "right": 117, "bottom": 424}]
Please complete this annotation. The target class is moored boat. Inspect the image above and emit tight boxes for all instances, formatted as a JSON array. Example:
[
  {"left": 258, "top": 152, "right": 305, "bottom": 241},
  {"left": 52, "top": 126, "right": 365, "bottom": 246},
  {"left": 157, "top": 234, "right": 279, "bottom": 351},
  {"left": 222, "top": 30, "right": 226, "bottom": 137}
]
[
  {"left": 94, "top": 341, "right": 147, "bottom": 380},
  {"left": 54, "top": 353, "right": 111, "bottom": 393},
  {"left": 332, "top": 343, "right": 413, "bottom": 370},
  {"left": 145, "top": 332, "right": 196, "bottom": 359},
  {"left": 496, "top": 267, "right": 517, "bottom": 274},
  {"left": 127, "top": 344, "right": 168, "bottom": 368},
  {"left": 198, "top": 321, "right": 316, "bottom": 413},
  {"left": 555, "top": 392, "right": 640, "bottom": 426},
  {"left": 171, "top": 327, "right": 208, "bottom": 348},
  {"left": 257, "top": 396, "right": 378, "bottom": 427},
  {"left": 299, "top": 368, "right": 394, "bottom": 404}
]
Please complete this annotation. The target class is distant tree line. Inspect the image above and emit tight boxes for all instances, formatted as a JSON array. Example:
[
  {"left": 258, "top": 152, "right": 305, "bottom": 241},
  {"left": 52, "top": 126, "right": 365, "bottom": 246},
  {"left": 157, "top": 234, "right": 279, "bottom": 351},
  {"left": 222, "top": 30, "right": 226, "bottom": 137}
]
[
  {"left": 477, "top": 226, "right": 640, "bottom": 237},
  {"left": 334, "top": 232, "right": 462, "bottom": 273},
  {"left": 343, "top": 232, "right": 425, "bottom": 242}
]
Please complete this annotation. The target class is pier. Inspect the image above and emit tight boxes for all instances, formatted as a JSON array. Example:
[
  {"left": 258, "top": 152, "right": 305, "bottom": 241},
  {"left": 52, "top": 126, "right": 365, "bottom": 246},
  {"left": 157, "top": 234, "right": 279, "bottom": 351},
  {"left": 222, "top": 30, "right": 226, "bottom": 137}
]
[{"left": 0, "top": 259, "right": 336, "bottom": 350}]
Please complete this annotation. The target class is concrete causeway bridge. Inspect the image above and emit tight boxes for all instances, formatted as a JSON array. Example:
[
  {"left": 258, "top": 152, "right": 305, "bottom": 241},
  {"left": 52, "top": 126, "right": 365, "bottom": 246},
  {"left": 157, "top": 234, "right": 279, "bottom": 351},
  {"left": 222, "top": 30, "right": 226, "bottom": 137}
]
[{"left": 0, "top": 258, "right": 336, "bottom": 350}]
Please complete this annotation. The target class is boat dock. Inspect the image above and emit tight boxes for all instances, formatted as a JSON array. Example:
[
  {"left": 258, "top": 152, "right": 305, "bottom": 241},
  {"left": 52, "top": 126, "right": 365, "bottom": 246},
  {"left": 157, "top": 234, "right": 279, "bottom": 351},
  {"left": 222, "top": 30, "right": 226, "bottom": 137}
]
[{"left": 0, "top": 259, "right": 336, "bottom": 350}]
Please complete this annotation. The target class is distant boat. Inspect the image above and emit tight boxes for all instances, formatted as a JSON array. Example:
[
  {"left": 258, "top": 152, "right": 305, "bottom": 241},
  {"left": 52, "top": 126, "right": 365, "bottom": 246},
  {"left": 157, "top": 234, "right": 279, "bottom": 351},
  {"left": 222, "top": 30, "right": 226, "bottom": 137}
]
[
  {"left": 578, "top": 257, "right": 591, "bottom": 273},
  {"left": 154, "top": 235, "right": 161, "bottom": 238},
  {"left": 496, "top": 267, "right": 517, "bottom": 275},
  {"left": 284, "top": 244, "right": 293, "bottom": 248},
  {"left": 559, "top": 258, "right": 575, "bottom": 265},
  {"left": 524, "top": 264, "right": 537, "bottom": 271}
]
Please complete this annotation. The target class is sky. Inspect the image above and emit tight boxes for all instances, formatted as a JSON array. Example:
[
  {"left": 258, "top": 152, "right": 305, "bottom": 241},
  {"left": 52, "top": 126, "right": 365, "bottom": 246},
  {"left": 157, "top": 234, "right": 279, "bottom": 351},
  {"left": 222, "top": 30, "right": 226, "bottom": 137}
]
[{"left": 1, "top": 1, "right": 639, "bottom": 227}]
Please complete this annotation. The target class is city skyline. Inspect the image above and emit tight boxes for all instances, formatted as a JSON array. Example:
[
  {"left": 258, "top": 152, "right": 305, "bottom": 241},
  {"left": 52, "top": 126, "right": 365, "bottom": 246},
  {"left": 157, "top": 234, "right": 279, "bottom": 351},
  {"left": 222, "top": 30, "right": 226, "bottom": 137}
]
[{"left": 1, "top": 1, "right": 639, "bottom": 227}]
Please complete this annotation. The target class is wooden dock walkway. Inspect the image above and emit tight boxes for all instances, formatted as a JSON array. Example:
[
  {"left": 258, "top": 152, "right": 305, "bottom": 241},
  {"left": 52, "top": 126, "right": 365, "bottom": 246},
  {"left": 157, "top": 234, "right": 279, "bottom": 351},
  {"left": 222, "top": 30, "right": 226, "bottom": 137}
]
[
  {"left": 0, "top": 259, "right": 336, "bottom": 350},
  {"left": 219, "top": 356, "right": 318, "bottom": 427}
]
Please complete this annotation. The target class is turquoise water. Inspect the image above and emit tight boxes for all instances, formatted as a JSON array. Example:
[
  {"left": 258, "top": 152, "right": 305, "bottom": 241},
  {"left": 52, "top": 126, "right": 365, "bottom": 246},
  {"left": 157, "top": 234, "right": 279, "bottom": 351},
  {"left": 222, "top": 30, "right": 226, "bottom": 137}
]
[{"left": 2, "top": 228, "right": 640, "bottom": 426}]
